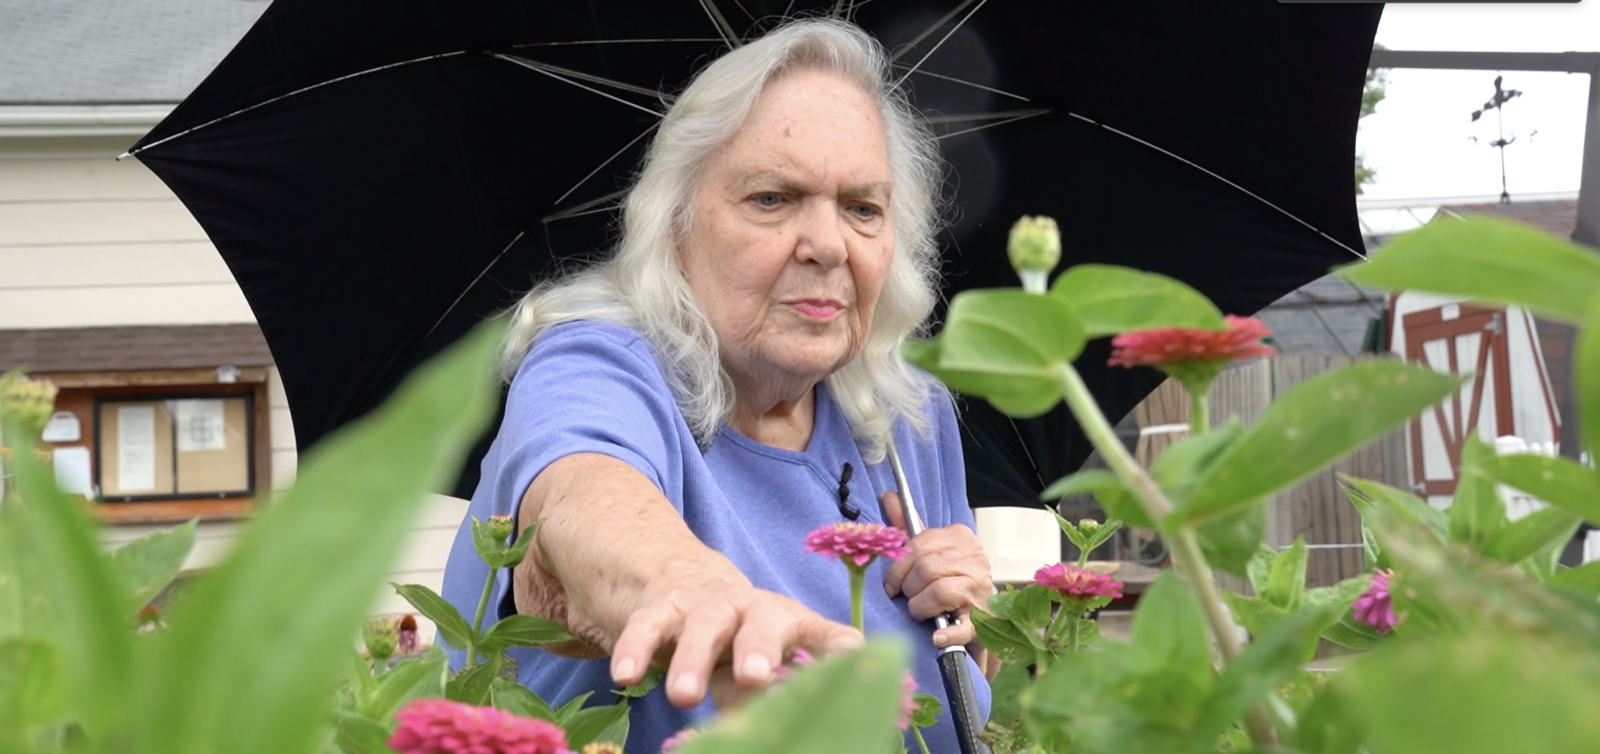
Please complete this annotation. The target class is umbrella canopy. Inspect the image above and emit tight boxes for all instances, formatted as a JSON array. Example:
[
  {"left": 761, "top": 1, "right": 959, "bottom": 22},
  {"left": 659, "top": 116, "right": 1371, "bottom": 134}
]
[{"left": 128, "top": 0, "right": 1381, "bottom": 503}]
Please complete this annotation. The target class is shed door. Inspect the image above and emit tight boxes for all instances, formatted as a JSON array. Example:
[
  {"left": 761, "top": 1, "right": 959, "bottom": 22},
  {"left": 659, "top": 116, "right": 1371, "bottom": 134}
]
[{"left": 1402, "top": 304, "right": 1514, "bottom": 502}]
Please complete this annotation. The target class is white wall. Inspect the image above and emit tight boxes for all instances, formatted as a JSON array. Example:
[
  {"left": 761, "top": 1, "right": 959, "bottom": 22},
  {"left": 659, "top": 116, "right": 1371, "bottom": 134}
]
[{"left": 4, "top": 134, "right": 464, "bottom": 642}]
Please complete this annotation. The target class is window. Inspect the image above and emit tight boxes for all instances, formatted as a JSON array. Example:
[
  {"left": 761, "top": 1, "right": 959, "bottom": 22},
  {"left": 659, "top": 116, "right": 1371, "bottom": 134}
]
[{"left": 94, "top": 394, "right": 255, "bottom": 501}]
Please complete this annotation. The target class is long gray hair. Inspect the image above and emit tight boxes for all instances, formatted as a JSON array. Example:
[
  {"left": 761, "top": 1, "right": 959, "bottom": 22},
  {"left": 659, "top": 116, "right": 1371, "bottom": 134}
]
[{"left": 501, "top": 18, "right": 946, "bottom": 462}]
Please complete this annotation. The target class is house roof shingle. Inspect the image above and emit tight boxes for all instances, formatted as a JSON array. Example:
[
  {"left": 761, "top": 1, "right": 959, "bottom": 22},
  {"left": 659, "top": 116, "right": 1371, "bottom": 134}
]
[
  {"left": 0, "top": 324, "right": 273, "bottom": 373},
  {"left": 0, "top": 0, "right": 266, "bottom": 104}
]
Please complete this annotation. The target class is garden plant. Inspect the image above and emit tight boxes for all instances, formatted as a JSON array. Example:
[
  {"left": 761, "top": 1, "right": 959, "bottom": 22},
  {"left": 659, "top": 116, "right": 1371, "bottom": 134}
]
[{"left": 4, "top": 213, "right": 1600, "bottom": 753}]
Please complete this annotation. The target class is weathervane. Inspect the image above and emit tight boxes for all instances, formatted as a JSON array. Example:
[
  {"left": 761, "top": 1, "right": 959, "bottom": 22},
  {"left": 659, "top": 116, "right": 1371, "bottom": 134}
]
[{"left": 1467, "top": 75, "right": 1535, "bottom": 204}]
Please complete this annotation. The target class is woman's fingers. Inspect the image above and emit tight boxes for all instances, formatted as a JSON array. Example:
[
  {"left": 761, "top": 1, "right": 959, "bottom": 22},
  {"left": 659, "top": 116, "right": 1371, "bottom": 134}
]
[
  {"left": 610, "top": 600, "right": 680, "bottom": 686},
  {"left": 729, "top": 600, "right": 791, "bottom": 688},
  {"left": 663, "top": 601, "right": 740, "bottom": 708}
]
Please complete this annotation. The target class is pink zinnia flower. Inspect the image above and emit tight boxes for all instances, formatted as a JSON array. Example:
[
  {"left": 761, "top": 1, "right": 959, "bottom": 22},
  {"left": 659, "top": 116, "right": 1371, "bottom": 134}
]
[
  {"left": 804, "top": 522, "right": 911, "bottom": 568},
  {"left": 897, "top": 671, "right": 919, "bottom": 731},
  {"left": 660, "top": 728, "right": 700, "bottom": 753},
  {"left": 1353, "top": 568, "right": 1398, "bottom": 635},
  {"left": 389, "top": 698, "right": 570, "bottom": 754},
  {"left": 398, "top": 614, "right": 420, "bottom": 655},
  {"left": 1109, "top": 316, "right": 1273, "bottom": 390},
  {"left": 771, "top": 647, "right": 816, "bottom": 684},
  {"left": 1032, "top": 563, "right": 1124, "bottom": 601}
]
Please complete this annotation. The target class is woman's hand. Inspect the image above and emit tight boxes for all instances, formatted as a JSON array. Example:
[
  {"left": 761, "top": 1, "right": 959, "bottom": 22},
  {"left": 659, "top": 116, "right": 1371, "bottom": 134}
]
[
  {"left": 610, "top": 560, "right": 864, "bottom": 709},
  {"left": 879, "top": 491, "right": 1001, "bottom": 680}
]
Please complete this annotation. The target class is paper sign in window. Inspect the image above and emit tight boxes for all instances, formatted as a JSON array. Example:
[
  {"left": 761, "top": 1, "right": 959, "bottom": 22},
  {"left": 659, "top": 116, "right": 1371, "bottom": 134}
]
[
  {"left": 117, "top": 405, "right": 157, "bottom": 492},
  {"left": 175, "top": 399, "right": 226, "bottom": 452}
]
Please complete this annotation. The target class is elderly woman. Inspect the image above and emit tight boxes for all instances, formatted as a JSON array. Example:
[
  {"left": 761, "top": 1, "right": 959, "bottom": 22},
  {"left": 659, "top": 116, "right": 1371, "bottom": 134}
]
[{"left": 441, "top": 19, "right": 995, "bottom": 753}]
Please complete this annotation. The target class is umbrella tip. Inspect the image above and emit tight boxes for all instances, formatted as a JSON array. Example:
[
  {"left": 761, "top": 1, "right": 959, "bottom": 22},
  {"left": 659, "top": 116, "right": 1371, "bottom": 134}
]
[{"left": 115, "top": 151, "right": 132, "bottom": 161}]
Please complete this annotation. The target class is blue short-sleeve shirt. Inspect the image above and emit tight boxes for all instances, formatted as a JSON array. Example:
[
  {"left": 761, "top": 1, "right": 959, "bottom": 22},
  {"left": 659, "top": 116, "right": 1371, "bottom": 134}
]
[{"left": 440, "top": 320, "right": 990, "bottom": 753}]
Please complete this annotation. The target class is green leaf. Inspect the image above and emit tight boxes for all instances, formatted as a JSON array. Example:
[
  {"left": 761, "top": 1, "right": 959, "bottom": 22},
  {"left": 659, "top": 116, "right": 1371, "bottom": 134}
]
[
  {"left": 0, "top": 637, "right": 67, "bottom": 731},
  {"left": 987, "top": 662, "right": 1030, "bottom": 725},
  {"left": 555, "top": 692, "right": 595, "bottom": 724},
  {"left": 613, "top": 667, "right": 663, "bottom": 699},
  {"left": 489, "top": 677, "right": 558, "bottom": 722},
  {"left": 1048, "top": 507, "right": 1088, "bottom": 551},
  {"left": 1245, "top": 544, "right": 1277, "bottom": 595},
  {"left": 1195, "top": 602, "right": 1342, "bottom": 742},
  {"left": 477, "top": 615, "right": 576, "bottom": 653},
  {"left": 1011, "top": 585, "right": 1054, "bottom": 631},
  {"left": 1341, "top": 628, "right": 1600, "bottom": 754},
  {"left": 7, "top": 445, "right": 133, "bottom": 740},
  {"left": 1041, "top": 470, "right": 1151, "bottom": 530},
  {"left": 332, "top": 710, "right": 394, "bottom": 754},
  {"left": 905, "top": 290, "right": 1085, "bottom": 418},
  {"left": 1306, "top": 576, "right": 1387, "bottom": 651},
  {"left": 1449, "top": 434, "right": 1509, "bottom": 549},
  {"left": 1582, "top": 297, "right": 1600, "bottom": 465},
  {"left": 345, "top": 651, "right": 378, "bottom": 712},
  {"left": 1485, "top": 507, "right": 1583, "bottom": 565},
  {"left": 1481, "top": 452, "right": 1600, "bottom": 525},
  {"left": 971, "top": 608, "right": 1042, "bottom": 667},
  {"left": 1343, "top": 477, "right": 1448, "bottom": 537},
  {"left": 1049, "top": 264, "right": 1225, "bottom": 337},
  {"left": 1288, "top": 684, "right": 1365, "bottom": 754},
  {"left": 1083, "top": 519, "right": 1123, "bottom": 552},
  {"left": 1361, "top": 519, "right": 1388, "bottom": 570},
  {"left": 1173, "top": 362, "right": 1459, "bottom": 527},
  {"left": 910, "top": 692, "right": 943, "bottom": 729},
  {"left": 679, "top": 640, "right": 907, "bottom": 754},
  {"left": 471, "top": 516, "right": 506, "bottom": 565},
  {"left": 106, "top": 519, "right": 197, "bottom": 618},
  {"left": 1550, "top": 561, "right": 1600, "bottom": 598},
  {"left": 1126, "top": 572, "right": 1213, "bottom": 697},
  {"left": 1264, "top": 537, "right": 1309, "bottom": 612},
  {"left": 392, "top": 583, "right": 475, "bottom": 651},
  {"left": 1219, "top": 591, "right": 1289, "bottom": 640},
  {"left": 446, "top": 656, "right": 503, "bottom": 706},
  {"left": 1194, "top": 505, "right": 1266, "bottom": 578},
  {"left": 1340, "top": 215, "right": 1600, "bottom": 322},
  {"left": 365, "top": 652, "right": 446, "bottom": 722},
  {"left": 1150, "top": 419, "right": 1246, "bottom": 509},
  {"left": 128, "top": 321, "right": 503, "bottom": 754},
  {"left": 563, "top": 702, "right": 630, "bottom": 750}
]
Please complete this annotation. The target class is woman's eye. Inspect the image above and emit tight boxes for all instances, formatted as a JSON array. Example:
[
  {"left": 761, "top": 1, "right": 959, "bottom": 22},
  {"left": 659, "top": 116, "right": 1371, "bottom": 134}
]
[
  {"left": 851, "top": 203, "right": 882, "bottom": 220},
  {"left": 752, "top": 193, "right": 783, "bottom": 208}
]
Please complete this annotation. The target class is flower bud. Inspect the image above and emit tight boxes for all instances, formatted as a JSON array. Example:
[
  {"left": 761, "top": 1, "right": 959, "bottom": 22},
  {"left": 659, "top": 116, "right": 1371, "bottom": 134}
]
[
  {"left": 1077, "top": 519, "right": 1100, "bottom": 534},
  {"left": 486, "top": 514, "right": 515, "bottom": 542},
  {"left": 363, "top": 616, "right": 399, "bottom": 663},
  {"left": 1008, "top": 216, "right": 1061, "bottom": 294},
  {"left": 0, "top": 373, "right": 59, "bottom": 438}
]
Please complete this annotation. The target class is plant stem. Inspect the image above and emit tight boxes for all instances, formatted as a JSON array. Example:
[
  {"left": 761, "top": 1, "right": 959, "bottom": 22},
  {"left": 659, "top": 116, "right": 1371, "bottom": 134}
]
[
  {"left": 912, "top": 726, "right": 933, "bottom": 754},
  {"left": 1189, "top": 384, "right": 1209, "bottom": 438},
  {"left": 849, "top": 566, "right": 866, "bottom": 633},
  {"left": 1067, "top": 613, "right": 1081, "bottom": 654},
  {"left": 1056, "top": 364, "right": 1277, "bottom": 747},
  {"left": 466, "top": 570, "right": 495, "bottom": 665}
]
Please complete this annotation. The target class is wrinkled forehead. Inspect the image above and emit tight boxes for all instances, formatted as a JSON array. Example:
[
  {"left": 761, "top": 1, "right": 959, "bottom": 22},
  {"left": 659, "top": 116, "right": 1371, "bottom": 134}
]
[{"left": 710, "top": 69, "right": 893, "bottom": 190}]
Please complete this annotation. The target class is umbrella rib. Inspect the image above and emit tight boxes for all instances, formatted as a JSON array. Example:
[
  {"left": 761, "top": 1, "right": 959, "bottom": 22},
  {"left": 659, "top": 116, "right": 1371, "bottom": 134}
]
[
  {"left": 120, "top": 50, "right": 470, "bottom": 158},
  {"left": 551, "top": 123, "right": 661, "bottom": 208},
  {"left": 894, "top": 0, "right": 991, "bottom": 90},
  {"left": 497, "top": 54, "right": 676, "bottom": 105},
  {"left": 887, "top": 0, "right": 981, "bottom": 63},
  {"left": 543, "top": 189, "right": 629, "bottom": 224},
  {"left": 507, "top": 38, "right": 724, "bottom": 48},
  {"left": 423, "top": 229, "right": 528, "bottom": 343},
  {"left": 1066, "top": 113, "right": 1369, "bottom": 261},
  {"left": 895, "top": 68, "right": 1032, "bottom": 103},
  {"left": 699, "top": 0, "right": 742, "bottom": 48},
  {"left": 492, "top": 54, "right": 665, "bottom": 118},
  {"left": 923, "top": 108, "right": 1049, "bottom": 125},
  {"left": 935, "top": 110, "right": 1047, "bottom": 141}
]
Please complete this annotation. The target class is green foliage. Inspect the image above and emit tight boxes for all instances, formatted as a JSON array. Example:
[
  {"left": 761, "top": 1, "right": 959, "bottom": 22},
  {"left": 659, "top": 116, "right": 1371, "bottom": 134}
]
[
  {"left": 1040, "top": 469, "right": 1150, "bottom": 529},
  {"left": 1341, "top": 216, "right": 1600, "bottom": 324},
  {"left": 0, "top": 637, "right": 68, "bottom": 742},
  {"left": 1048, "top": 264, "right": 1224, "bottom": 337},
  {"left": 105, "top": 519, "right": 197, "bottom": 619},
  {"left": 678, "top": 640, "right": 908, "bottom": 754},
  {"left": 903, "top": 289, "right": 1085, "bottom": 417},
  {"left": 1172, "top": 361, "right": 1460, "bottom": 528},
  {"left": 1449, "top": 434, "right": 1510, "bottom": 549}
]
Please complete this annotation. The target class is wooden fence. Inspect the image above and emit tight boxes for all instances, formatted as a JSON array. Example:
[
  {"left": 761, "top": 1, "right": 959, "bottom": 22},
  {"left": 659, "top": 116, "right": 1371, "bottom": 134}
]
[{"left": 1129, "top": 355, "right": 1411, "bottom": 589}]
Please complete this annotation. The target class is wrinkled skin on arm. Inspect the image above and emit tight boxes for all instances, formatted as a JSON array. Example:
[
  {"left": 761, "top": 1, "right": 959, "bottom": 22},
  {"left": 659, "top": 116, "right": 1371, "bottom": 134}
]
[{"left": 513, "top": 452, "right": 864, "bottom": 710}]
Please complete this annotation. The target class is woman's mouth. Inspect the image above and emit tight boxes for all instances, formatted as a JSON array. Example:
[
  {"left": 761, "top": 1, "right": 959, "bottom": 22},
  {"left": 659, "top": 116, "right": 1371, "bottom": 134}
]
[{"left": 789, "top": 299, "right": 845, "bottom": 320}]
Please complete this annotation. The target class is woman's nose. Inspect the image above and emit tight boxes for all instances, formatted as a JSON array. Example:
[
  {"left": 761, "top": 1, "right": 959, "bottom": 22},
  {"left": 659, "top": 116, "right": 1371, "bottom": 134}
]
[{"left": 794, "top": 200, "right": 849, "bottom": 269}]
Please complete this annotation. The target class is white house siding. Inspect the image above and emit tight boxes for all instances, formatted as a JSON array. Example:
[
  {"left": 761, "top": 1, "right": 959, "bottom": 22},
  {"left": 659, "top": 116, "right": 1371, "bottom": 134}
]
[{"left": 2, "top": 134, "right": 465, "bottom": 641}]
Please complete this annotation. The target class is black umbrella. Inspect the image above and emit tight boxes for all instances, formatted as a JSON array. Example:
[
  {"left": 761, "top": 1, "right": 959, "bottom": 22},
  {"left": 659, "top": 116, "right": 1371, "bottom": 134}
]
[{"left": 126, "top": 0, "right": 1381, "bottom": 505}]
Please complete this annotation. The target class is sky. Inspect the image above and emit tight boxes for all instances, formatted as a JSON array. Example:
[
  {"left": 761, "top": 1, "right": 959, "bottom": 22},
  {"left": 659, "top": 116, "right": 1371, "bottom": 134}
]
[{"left": 1358, "top": 2, "right": 1598, "bottom": 201}]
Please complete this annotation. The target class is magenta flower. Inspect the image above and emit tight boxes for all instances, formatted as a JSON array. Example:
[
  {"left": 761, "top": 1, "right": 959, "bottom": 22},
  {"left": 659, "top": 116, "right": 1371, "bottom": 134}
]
[
  {"left": 1109, "top": 315, "right": 1274, "bottom": 390},
  {"left": 659, "top": 728, "right": 700, "bottom": 753},
  {"left": 771, "top": 647, "right": 816, "bottom": 685},
  {"left": 1032, "top": 563, "right": 1124, "bottom": 601},
  {"left": 897, "top": 670, "right": 919, "bottom": 731},
  {"left": 804, "top": 522, "right": 911, "bottom": 568},
  {"left": 1353, "top": 568, "right": 1398, "bottom": 635},
  {"left": 389, "top": 698, "right": 570, "bottom": 754}
]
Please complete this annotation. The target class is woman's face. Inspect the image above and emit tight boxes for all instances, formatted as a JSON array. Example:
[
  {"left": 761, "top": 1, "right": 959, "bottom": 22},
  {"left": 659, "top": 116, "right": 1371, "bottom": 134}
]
[{"left": 679, "top": 68, "right": 894, "bottom": 399}]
